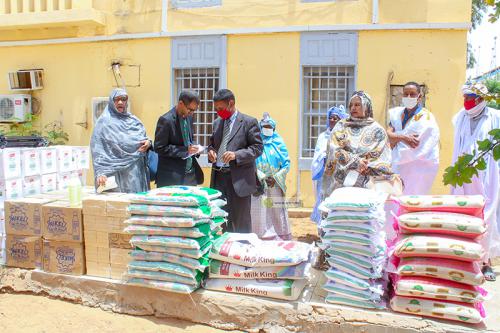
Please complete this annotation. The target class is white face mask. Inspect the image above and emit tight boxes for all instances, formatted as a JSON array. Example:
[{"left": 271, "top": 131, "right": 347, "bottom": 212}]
[
  {"left": 465, "top": 100, "right": 487, "bottom": 118},
  {"left": 262, "top": 128, "right": 274, "bottom": 137},
  {"left": 402, "top": 97, "right": 418, "bottom": 110}
]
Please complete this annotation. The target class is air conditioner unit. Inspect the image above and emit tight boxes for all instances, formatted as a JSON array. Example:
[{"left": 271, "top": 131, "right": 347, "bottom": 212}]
[
  {"left": 0, "top": 94, "right": 31, "bottom": 123},
  {"left": 8, "top": 70, "right": 43, "bottom": 91},
  {"left": 91, "top": 97, "right": 131, "bottom": 125}
]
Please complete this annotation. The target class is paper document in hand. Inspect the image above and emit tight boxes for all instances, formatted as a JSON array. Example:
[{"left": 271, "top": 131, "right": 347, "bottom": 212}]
[
  {"left": 183, "top": 145, "right": 206, "bottom": 159},
  {"left": 97, "top": 176, "right": 118, "bottom": 193}
]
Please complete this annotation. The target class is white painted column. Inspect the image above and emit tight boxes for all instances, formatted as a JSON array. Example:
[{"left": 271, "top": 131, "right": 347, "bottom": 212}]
[
  {"left": 34, "top": 0, "right": 42, "bottom": 12},
  {"left": 0, "top": 0, "right": 7, "bottom": 15},
  {"left": 72, "top": 0, "right": 91, "bottom": 9},
  {"left": 12, "top": 0, "right": 22, "bottom": 13},
  {"left": 23, "top": 0, "right": 31, "bottom": 12}
]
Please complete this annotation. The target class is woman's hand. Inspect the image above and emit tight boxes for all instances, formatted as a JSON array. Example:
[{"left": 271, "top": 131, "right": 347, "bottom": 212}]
[
  {"left": 97, "top": 175, "right": 107, "bottom": 187},
  {"left": 358, "top": 159, "right": 369, "bottom": 175},
  {"left": 138, "top": 140, "right": 151, "bottom": 153},
  {"left": 265, "top": 177, "right": 276, "bottom": 188}
]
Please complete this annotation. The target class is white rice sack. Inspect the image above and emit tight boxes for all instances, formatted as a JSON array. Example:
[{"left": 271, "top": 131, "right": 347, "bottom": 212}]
[
  {"left": 209, "top": 260, "right": 310, "bottom": 280},
  {"left": 124, "top": 215, "right": 212, "bottom": 228},
  {"left": 328, "top": 251, "right": 385, "bottom": 271},
  {"left": 126, "top": 277, "right": 198, "bottom": 294},
  {"left": 323, "top": 230, "right": 382, "bottom": 247},
  {"left": 319, "top": 187, "right": 385, "bottom": 212},
  {"left": 325, "top": 241, "right": 386, "bottom": 258},
  {"left": 210, "top": 233, "right": 312, "bottom": 267},
  {"left": 130, "top": 235, "right": 211, "bottom": 250},
  {"left": 150, "top": 186, "right": 222, "bottom": 200},
  {"left": 326, "top": 293, "right": 386, "bottom": 309},
  {"left": 321, "top": 222, "right": 377, "bottom": 235},
  {"left": 211, "top": 206, "right": 228, "bottom": 218},
  {"left": 124, "top": 223, "right": 212, "bottom": 238},
  {"left": 323, "top": 210, "right": 384, "bottom": 225},
  {"left": 129, "top": 250, "right": 209, "bottom": 272},
  {"left": 125, "top": 268, "right": 201, "bottom": 286},
  {"left": 210, "top": 198, "right": 227, "bottom": 208},
  {"left": 325, "top": 268, "right": 384, "bottom": 291},
  {"left": 130, "top": 192, "right": 209, "bottom": 207},
  {"left": 145, "top": 243, "right": 212, "bottom": 259},
  {"left": 327, "top": 257, "right": 383, "bottom": 280},
  {"left": 128, "top": 204, "right": 212, "bottom": 219},
  {"left": 128, "top": 260, "right": 201, "bottom": 281},
  {"left": 323, "top": 280, "right": 384, "bottom": 302},
  {"left": 203, "top": 278, "right": 306, "bottom": 301}
]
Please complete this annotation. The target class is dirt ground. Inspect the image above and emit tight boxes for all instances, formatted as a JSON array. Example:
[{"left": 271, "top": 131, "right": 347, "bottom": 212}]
[
  {"left": 0, "top": 293, "right": 240, "bottom": 333},
  {"left": 0, "top": 217, "right": 314, "bottom": 333}
]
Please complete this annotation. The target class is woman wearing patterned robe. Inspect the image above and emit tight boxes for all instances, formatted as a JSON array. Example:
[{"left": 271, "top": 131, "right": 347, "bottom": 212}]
[
  {"left": 250, "top": 113, "right": 292, "bottom": 240},
  {"left": 322, "top": 91, "right": 395, "bottom": 197}
]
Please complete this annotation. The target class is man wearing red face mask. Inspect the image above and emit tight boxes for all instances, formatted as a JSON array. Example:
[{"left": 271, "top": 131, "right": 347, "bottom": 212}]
[
  {"left": 451, "top": 82, "right": 500, "bottom": 282},
  {"left": 208, "top": 89, "right": 263, "bottom": 232}
]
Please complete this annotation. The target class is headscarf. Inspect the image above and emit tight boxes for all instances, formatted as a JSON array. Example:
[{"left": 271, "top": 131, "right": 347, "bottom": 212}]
[
  {"left": 90, "top": 88, "right": 149, "bottom": 178},
  {"left": 462, "top": 82, "right": 488, "bottom": 97},
  {"left": 327, "top": 105, "right": 348, "bottom": 130},
  {"left": 256, "top": 113, "right": 290, "bottom": 192},
  {"left": 346, "top": 91, "right": 375, "bottom": 127}
]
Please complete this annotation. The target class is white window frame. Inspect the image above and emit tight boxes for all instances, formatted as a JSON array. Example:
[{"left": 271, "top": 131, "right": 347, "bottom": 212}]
[
  {"left": 299, "top": 32, "right": 358, "bottom": 170},
  {"left": 171, "top": 36, "right": 227, "bottom": 168}
]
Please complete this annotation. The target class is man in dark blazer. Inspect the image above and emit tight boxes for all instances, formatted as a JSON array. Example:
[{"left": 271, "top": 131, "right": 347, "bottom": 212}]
[
  {"left": 208, "top": 89, "right": 263, "bottom": 233},
  {"left": 154, "top": 90, "right": 204, "bottom": 187}
]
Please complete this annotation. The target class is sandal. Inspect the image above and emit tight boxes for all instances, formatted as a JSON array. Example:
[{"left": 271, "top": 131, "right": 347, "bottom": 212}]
[{"left": 482, "top": 265, "right": 497, "bottom": 282}]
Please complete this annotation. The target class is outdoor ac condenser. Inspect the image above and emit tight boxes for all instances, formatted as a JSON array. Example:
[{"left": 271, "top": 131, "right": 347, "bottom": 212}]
[{"left": 0, "top": 94, "right": 31, "bottom": 123}]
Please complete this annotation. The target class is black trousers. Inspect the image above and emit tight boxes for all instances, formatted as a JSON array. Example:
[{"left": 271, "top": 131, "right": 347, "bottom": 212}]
[{"left": 212, "top": 170, "right": 251, "bottom": 233}]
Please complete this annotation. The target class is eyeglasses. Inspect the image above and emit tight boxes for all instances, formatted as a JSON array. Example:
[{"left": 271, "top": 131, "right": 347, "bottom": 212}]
[{"left": 113, "top": 96, "right": 128, "bottom": 102}]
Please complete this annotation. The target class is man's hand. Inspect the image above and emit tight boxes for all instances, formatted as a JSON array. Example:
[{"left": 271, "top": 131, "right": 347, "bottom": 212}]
[
  {"left": 138, "top": 140, "right": 151, "bottom": 153},
  {"left": 265, "top": 177, "right": 276, "bottom": 187},
  {"left": 208, "top": 150, "right": 217, "bottom": 163},
  {"left": 402, "top": 134, "right": 420, "bottom": 149},
  {"left": 188, "top": 145, "right": 199, "bottom": 155},
  {"left": 222, "top": 151, "right": 236, "bottom": 164},
  {"left": 358, "top": 159, "right": 369, "bottom": 175},
  {"left": 97, "top": 175, "right": 107, "bottom": 187}
]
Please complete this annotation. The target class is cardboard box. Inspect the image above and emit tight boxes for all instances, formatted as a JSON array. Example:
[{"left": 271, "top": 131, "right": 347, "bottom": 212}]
[
  {"left": 86, "top": 260, "right": 111, "bottom": 278},
  {"left": 0, "top": 178, "right": 23, "bottom": 200},
  {"left": 41, "top": 173, "right": 58, "bottom": 193},
  {"left": 82, "top": 196, "right": 107, "bottom": 216},
  {"left": 5, "top": 198, "right": 54, "bottom": 236},
  {"left": 106, "top": 195, "right": 131, "bottom": 218},
  {"left": 57, "top": 172, "right": 72, "bottom": 191},
  {"left": 23, "top": 175, "right": 41, "bottom": 197},
  {"left": 42, "top": 239, "right": 85, "bottom": 275},
  {"left": 110, "top": 248, "right": 130, "bottom": 265},
  {"left": 21, "top": 148, "right": 41, "bottom": 177},
  {"left": 110, "top": 264, "right": 127, "bottom": 280},
  {"left": 42, "top": 201, "right": 83, "bottom": 242},
  {"left": 0, "top": 233, "right": 5, "bottom": 265},
  {"left": 39, "top": 147, "right": 58, "bottom": 175},
  {"left": 71, "top": 169, "right": 87, "bottom": 187},
  {"left": 0, "top": 200, "right": 5, "bottom": 234},
  {"left": 55, "top": 146, "right": 76, "bottom": 173},
  {"left": 0, "top": 148, "right": 22, "bottom": 180},
  {"left": 108, "top": 232, "right": 132, "bottom": 250},
  {"left": 72, "top": 146, "right": 90, "bottom": 170},
  {"left": 5, "top": 235, "right": 42, "bottom": 269}
]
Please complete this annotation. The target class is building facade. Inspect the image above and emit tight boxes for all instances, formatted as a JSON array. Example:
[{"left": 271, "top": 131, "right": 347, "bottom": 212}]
[{"left": 0, "top": 0, "right": 471, "bottom": 206}]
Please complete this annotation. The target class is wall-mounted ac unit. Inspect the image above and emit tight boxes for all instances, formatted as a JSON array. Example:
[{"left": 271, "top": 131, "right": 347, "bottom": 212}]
[
  {"left": 91, "top": 97, "right": 131, "bottom": 125},
  {"left": 0, "top": 94, "right": 31, "bottom": 123},
  {"left": 8, "top": 70, "right": 44, "bottom": 91}
]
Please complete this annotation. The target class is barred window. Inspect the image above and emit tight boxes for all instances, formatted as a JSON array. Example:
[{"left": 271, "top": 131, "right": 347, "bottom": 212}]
[
  {"left": 301, "top": 65, "right": 354, "bottom": 158},
  {"left": 174, "top": 68, "right": 219, "bottom": 148}
]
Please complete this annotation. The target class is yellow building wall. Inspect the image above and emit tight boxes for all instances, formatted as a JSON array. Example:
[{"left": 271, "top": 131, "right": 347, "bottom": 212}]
[
  {"left": 357, "top": 29, "right": 468, "bottom": 195},
  {"left": 0, "top": 28, "right": 468, "bottom": 204}
]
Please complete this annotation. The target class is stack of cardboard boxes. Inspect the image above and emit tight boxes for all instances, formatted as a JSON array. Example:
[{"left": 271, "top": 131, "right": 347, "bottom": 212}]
[
  {"left": 83, "top": 194, "right": 132, "bottom": 279},
  {"left": 0, "top": 146, "right": 90, "bottom": 267}
]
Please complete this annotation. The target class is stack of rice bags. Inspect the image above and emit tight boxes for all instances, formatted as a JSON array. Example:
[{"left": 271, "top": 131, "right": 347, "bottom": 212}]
[
  {"left": 123, "top": 186, "right": 227, "bottom": 294},
  {"left": 318, "top": 187, "right": 388, "bottom": 309},
  {"left": 390, "top": 195, "right": 488, "bottom": 324},
  {"left": 203, "top": 232, "right": 312, "bottom": 301}
]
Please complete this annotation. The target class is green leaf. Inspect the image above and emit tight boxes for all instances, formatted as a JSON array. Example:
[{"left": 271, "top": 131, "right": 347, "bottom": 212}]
[
  {"left": 489, "top": 128, "right": 500, "bottom": 140},
  {"left": 477, "top": 158, "right": 487, "bottom": 170},
  {"left": 493, "top": 144, "right": 500, "bottom": 161},
  {"left": 478, "top": 139, "right": 492, "bottom": 151}
]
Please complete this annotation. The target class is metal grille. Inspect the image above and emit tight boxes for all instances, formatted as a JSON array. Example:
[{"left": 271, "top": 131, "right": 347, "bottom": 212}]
[
  {"left": 302, "top": 66, "right": 355, "bottom": 158},
  {"left": 174, "top": 68, "right": 219, "bottom": 148}
]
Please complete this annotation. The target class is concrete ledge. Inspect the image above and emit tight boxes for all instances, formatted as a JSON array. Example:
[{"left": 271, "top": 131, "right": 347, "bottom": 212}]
[{"left": 0, "top": 267, "right": 496, "bottom": 333}]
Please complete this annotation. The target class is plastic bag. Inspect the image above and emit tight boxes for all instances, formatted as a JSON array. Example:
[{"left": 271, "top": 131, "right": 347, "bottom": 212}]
[{"left": 209, "top": 260, "right": 310, "bottom": 280}]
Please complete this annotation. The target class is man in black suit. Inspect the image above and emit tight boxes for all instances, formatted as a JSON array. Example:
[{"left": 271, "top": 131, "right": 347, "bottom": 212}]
[
  {"left": 208, "top": 89, "right": 263, "bottom": 233},
  {"left": 154, "top": 90, "right": 204, "bottom": 187}
]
